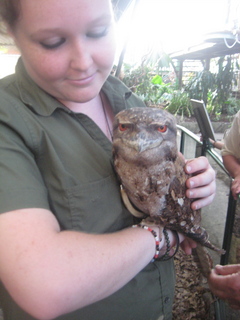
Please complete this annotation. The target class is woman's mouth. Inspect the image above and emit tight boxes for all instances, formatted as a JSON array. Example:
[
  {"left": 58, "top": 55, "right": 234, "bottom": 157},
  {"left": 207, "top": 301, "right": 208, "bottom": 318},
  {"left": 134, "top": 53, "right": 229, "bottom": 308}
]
[{"left": 66, "top": 74, "right": 95, "bottom": 86}]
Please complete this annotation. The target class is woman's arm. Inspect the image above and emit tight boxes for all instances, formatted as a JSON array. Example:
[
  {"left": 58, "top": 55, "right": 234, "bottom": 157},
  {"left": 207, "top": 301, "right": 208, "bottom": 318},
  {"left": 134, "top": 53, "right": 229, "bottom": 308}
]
[{"left": 0, "top": 208, "right": 179, "bottom": 320}]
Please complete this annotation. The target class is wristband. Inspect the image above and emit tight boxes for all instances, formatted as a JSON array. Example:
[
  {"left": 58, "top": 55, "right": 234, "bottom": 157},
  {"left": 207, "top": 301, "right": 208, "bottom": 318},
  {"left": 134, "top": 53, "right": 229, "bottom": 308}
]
[{"left": 156, "top": 229, "right": 180, "bottom": 261}]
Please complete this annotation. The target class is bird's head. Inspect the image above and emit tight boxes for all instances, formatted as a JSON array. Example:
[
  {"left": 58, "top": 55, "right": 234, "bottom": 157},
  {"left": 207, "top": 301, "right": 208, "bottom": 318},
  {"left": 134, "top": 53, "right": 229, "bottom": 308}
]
[{"left": 113, "top": 107, "right": 178, "bottom": 163}]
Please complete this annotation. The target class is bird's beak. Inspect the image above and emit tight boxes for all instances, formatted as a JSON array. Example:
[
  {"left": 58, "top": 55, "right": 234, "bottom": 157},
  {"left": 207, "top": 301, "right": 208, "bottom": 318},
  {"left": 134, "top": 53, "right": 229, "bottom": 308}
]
[{"left": 137, "top": 136, "right": 163, "bottom": 153}]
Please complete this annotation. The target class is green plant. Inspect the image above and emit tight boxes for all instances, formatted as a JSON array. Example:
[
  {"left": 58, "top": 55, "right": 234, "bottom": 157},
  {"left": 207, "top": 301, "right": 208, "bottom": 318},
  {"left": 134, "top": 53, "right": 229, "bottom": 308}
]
[
  {"left": 121, "top": 62, "right": 194, "bottom": 116},
  {"left": 224, "top": 97, "right": 240, "bottom": 116},
  {"left": 205, "top": 91, "right": 221, "bottom": 116},
  {"left": 212, "top": 56, "right": 236, "bottom": 113},
  {"left": 165, "top": 90, "right": 192, "bottom": 117},
  {"left": 185, "top": 70, "right": 215, "bottom": 105},
  {"left": 121, "top": 63, "right": 152, "bottom": 93},
  {"left": 120, "top": 55, "right": 240, "bottom": 119},
  {"left": 121, "top": 63, "right": 174, "bottom": 106},
  {"left": 185, "top": 56, "right": 239, "bottom": 117}
]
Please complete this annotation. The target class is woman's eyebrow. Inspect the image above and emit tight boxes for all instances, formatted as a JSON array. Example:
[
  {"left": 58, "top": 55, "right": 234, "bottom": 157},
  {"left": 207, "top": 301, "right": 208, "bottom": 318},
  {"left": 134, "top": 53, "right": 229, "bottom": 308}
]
[
  {"left": 88, "top": 14, "right": 114, "bottom": 25},
  {"left": 29, "top": 14, "right": 113, "bottom": 38}
]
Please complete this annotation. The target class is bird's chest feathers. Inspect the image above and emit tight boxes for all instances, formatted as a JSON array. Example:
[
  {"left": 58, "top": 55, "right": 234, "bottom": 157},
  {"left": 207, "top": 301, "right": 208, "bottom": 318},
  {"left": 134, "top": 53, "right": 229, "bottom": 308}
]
[{"left": 115, "top": 155, "right": 177, "bottom": 215}]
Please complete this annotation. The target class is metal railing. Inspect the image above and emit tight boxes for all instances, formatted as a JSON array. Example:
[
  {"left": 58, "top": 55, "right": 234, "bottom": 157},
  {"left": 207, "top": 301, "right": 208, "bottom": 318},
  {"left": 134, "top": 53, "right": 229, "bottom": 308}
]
[
  {"left": 177, "top": 124, "right": 236, "bottom": 265},
  {"left": 177, "top": 124, "right": 238, "bottom": 319}
]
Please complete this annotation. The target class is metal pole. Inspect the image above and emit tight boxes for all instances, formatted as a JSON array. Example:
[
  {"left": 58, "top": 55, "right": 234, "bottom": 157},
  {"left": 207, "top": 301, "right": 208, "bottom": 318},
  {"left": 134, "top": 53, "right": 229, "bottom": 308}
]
[{"left": 221, "top": 189, "right": 237, "bottom": 265}]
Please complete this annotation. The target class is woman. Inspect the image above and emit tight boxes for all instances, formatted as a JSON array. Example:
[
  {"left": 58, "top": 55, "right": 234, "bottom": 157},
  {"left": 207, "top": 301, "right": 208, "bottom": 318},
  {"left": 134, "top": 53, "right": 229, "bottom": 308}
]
[{"left": 0, "top": 0, "right": 216, "bottom": 319}]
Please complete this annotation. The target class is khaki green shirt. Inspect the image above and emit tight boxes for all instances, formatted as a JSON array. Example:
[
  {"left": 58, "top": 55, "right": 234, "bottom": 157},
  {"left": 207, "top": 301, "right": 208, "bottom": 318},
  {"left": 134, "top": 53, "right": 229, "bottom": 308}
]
[{"left": 0, "top": 59, "right": 175, "bottom": 320}]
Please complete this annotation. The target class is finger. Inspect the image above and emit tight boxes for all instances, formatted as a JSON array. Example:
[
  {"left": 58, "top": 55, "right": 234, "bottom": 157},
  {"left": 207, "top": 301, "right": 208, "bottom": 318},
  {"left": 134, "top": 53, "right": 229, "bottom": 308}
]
[
  {"left": 186, "top": 178, "right": 216, "bottom": 198},
  {"left": 176, "top": 233, "right": 189, "bottom": 253},
  {"left": 177, "top": 232, "right": 185, "bottom": 243},
  {"left": 184, "top": 237, "right": 197, "bottom": 249},
  {"left": 215, "top": 264, "right": 240, "bottom": 276},
  {"left": 185, "top": 156, "right": 211, "bottom": 175},
  {"left": 232, "top": 178, "right": 240, "bottom": 187},
  {"left": 190, "top": 193, "right": 215, "bottom": 210},
  {"left": 186, "top": 168, "right": 216, "bottom": 190},
  {"left": 180, "top": 237, "right": 197, "bottom": 255},
  {"left": 210, "top": 273, "right": 240, "bottom": 297},
  {"left": 180, "top": 243, "right": 192, "bottom": 255}
]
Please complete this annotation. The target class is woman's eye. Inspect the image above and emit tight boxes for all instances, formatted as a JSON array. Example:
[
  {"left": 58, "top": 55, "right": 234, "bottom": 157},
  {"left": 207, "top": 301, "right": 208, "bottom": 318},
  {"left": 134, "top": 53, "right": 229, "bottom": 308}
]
[
  {"left": 87, "top": 26, "right": 109, "bottom": 39},
  {"left": 40, "top": 38, "right": 65, "bottom": 50}
]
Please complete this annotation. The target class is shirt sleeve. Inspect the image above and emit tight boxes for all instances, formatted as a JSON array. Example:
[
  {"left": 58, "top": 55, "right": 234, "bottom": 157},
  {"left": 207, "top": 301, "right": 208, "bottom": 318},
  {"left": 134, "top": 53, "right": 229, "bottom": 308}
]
[
  {"left": 221, "top": 111, "right": 240, "bottom": 161},
  {"left": 0, "top": 100, "right": 50, "bottom": 214}
]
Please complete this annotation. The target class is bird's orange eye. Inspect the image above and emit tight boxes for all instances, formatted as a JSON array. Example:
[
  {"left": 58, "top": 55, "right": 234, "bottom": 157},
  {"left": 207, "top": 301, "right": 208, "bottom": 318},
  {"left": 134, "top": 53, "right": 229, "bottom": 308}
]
[
  {"left": 157, "top": 125, "right": 167, "bottom": 133},
  {"left": 119, "top": 124, "right": 128, "bottom": 131}
]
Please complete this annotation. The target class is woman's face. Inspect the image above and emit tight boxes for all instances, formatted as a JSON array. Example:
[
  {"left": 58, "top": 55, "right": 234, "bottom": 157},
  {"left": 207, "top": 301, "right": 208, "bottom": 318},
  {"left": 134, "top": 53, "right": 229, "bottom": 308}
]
[{"left": 11, "top": 0, "right": 116, "bottom": 104}]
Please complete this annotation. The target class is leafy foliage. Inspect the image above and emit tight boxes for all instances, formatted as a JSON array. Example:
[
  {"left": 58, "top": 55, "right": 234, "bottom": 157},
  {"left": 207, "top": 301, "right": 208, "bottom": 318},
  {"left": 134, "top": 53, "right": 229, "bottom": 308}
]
[
  {"left": 213, "top": 56, "right": 236, "bottom": 113},
  {"left": 120, "top": 55, "right": 240, "bottom": 118},
  {"left": 185, "top": 56, "right": 240, "bottom": 116},
  {"left": 185, "top": 70, "right": 215, "bottom": 105},
  {"left": 121, "top": 63, "right": 174, "bottom": 106},
  {"left": 165, "top": 91, "right": 192, "bottom": 117},
  {"left": 121, "top": 62, "right": 193, "bottom": 116}
]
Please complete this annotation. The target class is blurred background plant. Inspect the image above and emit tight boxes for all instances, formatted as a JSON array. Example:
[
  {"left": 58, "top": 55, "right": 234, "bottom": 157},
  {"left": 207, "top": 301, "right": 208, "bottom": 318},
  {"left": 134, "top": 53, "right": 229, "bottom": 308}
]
[{"left": 119, "top": 53, "right": 240, "bottom": 120}]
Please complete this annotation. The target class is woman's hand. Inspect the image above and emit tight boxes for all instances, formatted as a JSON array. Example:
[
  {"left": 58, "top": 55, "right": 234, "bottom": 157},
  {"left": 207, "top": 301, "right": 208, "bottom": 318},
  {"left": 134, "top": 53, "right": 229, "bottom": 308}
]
[
  {"left": 184, "top": 156, "right": 216, "bottom": 210},
  {"left": 208, "top": 264, "right": 240, "bottom": 309},
  {"left": 166, "top": 231, "right": 197, "bottom": 256},
  {"left": 178, "top": 234, "right": 197, "bottom": 255}
]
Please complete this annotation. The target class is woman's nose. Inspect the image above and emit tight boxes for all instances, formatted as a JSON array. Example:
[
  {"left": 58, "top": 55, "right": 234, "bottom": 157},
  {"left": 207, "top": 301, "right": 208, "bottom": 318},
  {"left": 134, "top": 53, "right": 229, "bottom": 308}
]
[{"left": 69, "top": 40, "right": 93, "bottom": 71}]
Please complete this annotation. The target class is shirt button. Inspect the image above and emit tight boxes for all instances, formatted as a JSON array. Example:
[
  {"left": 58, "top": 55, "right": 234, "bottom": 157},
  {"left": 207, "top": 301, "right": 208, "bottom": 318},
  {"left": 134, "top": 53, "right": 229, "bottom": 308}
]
[{"left": 164, "top": 297, "right": 170, "bottom": 304}]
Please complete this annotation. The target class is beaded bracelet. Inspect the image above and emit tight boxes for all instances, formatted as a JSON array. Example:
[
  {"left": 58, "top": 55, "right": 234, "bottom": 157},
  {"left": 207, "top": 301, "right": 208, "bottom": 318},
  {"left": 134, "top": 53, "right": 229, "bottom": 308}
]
[
  {"left": 132, "top": 225, "right": 180, "bottom": 262},
  {"left": 132, "top": 224, "right": 161, "bottom": 262},
  {"left": 172, "top": 230, "right": 180, "bottom": 258},
  {"left": 156, "top": 229, "right": 180, "bottom": 261}
]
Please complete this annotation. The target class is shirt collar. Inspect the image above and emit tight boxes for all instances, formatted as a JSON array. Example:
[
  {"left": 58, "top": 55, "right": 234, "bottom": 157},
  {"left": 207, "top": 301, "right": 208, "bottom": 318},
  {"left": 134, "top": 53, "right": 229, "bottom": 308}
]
[
  {"left": 15, "top": 58, "right": 70, "bottom": 116},
  {"left": 16, "top": 57, "right": 132, "bottom": 116},
  {"left": 102, "top": 75, "right": 132, "bottom": 115}
]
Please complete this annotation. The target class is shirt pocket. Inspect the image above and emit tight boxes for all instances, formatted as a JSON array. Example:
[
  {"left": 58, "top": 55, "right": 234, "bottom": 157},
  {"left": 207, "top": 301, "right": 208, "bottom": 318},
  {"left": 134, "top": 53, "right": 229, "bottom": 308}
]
[{"left": 65, "top": 174, "right": 132, "bottom": 233}]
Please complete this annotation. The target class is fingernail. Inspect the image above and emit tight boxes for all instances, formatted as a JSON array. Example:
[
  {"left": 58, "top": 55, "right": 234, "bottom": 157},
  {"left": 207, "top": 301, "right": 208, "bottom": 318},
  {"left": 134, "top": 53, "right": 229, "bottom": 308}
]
[
  {"left": 189, "top": 180, "right": 195, "bottom": 188},
  {"left": 186, "top": 165, "right": 191, "bottom": 173}
]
